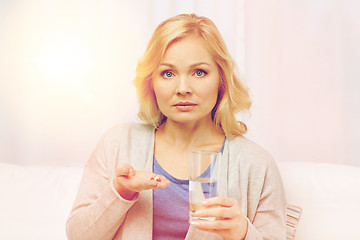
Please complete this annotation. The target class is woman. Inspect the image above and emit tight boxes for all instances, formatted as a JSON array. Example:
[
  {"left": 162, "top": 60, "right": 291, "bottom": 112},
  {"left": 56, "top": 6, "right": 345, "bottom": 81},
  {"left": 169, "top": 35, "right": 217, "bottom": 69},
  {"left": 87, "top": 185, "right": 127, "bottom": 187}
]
[{"left": 66, "top": 14, "right": 287, "bottom": 240}]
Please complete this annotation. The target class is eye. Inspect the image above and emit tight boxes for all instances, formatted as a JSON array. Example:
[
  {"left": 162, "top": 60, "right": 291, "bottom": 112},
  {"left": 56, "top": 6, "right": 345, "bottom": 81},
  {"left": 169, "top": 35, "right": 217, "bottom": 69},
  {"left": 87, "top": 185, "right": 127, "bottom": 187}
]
[
  {"left": 194, "top": 69, "right": 207, "bottom": 77},
  {"left": 161, "top": 70, "right": 174, "bottom": 79}
]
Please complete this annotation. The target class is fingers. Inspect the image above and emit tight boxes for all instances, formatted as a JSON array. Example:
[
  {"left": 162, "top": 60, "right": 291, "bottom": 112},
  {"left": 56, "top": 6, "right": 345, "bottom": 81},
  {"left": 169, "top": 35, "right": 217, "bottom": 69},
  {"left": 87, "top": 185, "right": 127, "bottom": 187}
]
[
  {"left": 195, "top": 205, "right": 237, "bottom": 219},
  {"left": 150, "top": 174, "right": 171, "bottom": 189},
  {"left": 115, "top": 164, "right": 170, "bottom": 192},
  {"left": 192, "top": 218, "right": 237, "bottom": 230},
  {"left": 191, "top": 197, "right": 248, "bottom": 239},
  {"left": 192, "top": 196, "right": 238, "bottom": 218},
  {"left": 202, "top": 196, "right": 236, "bottom": 208},
  {"left": 192, "top": 214, "right": 248, "bottom": 240},
  {"left": 192, "top": 196, "right": 242, "bottom": 226},
  {"left": 113, "top": 164, "right": 170, "bottom": 201}
]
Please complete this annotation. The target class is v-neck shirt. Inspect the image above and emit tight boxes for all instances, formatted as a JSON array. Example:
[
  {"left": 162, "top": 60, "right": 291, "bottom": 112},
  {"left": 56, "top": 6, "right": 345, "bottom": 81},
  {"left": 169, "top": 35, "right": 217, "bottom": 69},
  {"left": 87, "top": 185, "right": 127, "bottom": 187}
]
[{"left": 152, "top": 140, "right": 225, "bottom": 240}]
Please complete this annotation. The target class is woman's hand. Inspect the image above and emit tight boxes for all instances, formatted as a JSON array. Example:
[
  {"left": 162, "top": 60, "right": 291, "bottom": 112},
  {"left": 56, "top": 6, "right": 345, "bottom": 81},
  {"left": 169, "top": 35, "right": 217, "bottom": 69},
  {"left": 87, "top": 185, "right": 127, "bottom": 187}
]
[
  {"left": 113, "top": 163, "right": 170, "bottom": 200},
  {"left": 191, "top": 196, "right": 248, "bottom": 240}
]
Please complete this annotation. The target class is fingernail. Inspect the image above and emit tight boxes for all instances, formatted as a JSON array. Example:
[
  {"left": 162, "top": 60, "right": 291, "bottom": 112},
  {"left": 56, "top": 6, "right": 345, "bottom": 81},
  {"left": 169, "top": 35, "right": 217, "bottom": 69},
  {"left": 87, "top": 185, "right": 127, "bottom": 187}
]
[
  {"left": 191, "top": 221, "right": 200, "bottom": 226},
  {"left": 202, "top": 200, "right": 209, "bottom": 206},
  {"left": 195, "top": 210, "right": 202, "bottom": 216}
]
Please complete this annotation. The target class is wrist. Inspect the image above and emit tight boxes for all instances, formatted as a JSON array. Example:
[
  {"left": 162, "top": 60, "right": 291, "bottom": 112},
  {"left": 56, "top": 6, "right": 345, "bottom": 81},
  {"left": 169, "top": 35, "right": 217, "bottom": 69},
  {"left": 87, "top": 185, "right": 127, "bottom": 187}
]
[
  {"left": 240, "top": 216, "right": 249, "bottom": 240},
  {"left": 113, "top": 178, "right": 136, "bottom": 200}
]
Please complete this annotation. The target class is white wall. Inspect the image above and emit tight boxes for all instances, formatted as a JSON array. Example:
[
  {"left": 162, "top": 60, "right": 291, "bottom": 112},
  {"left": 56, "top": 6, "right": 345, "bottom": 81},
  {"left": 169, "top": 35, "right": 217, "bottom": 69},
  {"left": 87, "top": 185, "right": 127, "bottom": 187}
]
[
  {"left": 0, "top": 0, "right": 359, "bottom": 167},
  {"left": 245, "top": 0, "right": 360, "bottom": 167},
  {"left": 0, "top": 0, "right": 245, "bottom": 167}
]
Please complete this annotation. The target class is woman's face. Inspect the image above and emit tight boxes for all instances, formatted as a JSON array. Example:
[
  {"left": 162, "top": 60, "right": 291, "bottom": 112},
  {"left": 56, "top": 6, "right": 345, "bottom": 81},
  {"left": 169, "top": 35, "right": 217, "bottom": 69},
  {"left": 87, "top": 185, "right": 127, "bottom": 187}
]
[{"left": 152, "top": 36, "right": 220, "bottom": 125}]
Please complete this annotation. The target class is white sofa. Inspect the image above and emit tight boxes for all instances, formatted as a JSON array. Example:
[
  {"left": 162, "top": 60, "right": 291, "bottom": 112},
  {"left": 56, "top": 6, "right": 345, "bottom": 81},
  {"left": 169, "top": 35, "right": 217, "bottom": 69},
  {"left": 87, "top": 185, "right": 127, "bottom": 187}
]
[{"left": 0, "top": 160, "right": 359, "bottom": 239}]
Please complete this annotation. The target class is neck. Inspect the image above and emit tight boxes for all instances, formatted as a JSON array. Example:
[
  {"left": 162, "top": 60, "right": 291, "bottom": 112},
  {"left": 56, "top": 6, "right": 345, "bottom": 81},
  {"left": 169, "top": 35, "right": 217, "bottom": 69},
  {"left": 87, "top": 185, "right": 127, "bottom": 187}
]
[{"left": 156, "top": 117, "right": 224, "bottom": 151}]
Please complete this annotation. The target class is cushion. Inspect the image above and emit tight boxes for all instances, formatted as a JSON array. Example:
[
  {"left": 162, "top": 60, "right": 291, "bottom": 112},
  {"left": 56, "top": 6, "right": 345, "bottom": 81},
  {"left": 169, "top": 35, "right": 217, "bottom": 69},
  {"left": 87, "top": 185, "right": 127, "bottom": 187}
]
[
  {"left": 278, "top": 161, "right": 360, "bottom": 240},
  {"left": 0, "top": 162, "right": 82, "bottom": 240}
]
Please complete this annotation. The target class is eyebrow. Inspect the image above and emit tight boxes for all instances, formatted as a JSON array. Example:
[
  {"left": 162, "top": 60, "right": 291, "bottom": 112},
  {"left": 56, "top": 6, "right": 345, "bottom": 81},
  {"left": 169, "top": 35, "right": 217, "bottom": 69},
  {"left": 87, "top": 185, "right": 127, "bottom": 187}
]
[{"left": 159, "top": 62, "right": 211, "bottom": 68}]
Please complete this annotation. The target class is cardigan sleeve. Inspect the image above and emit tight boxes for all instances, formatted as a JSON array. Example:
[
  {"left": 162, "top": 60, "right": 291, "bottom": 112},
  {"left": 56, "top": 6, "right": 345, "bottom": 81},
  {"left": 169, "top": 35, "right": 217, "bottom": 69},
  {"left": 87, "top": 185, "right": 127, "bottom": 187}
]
[
  {"left": 245, "top": 158, "right": 287, "bottom": 240},
  {"left": 66, "top": 130, "right": 139, "bottom": 240}
]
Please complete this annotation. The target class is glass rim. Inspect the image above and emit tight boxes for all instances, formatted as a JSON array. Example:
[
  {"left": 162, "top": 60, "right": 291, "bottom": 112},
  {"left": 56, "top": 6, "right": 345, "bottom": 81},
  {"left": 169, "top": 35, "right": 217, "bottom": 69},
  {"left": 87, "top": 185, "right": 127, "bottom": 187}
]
[{"left": 190, "top": 149, "right": 220, "bottom": 155}]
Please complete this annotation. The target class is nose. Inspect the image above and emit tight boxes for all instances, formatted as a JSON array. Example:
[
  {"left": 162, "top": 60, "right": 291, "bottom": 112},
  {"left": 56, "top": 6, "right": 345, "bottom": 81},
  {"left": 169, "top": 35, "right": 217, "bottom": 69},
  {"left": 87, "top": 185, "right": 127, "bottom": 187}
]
[{"left": 176, "top": 76, "right": 192, "bottom": 95}]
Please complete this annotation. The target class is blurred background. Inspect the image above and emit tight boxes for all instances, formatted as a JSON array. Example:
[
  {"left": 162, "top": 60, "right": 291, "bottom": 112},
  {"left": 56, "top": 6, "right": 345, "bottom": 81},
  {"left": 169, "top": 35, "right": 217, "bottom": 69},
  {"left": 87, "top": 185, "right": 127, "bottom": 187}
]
[{"left": 0, "top": 0, "right": 359, "bottom": 167}]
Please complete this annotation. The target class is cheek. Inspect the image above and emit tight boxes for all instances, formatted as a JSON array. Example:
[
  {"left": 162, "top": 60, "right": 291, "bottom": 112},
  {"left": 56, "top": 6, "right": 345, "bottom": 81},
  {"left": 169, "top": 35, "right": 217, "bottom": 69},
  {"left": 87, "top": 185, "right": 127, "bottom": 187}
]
[
  {"left": 203, "top": 81, "right": 220, "bottom": 102},
  {"left": 206, "top": 83, "right": 221, "bottom": 110},
  {"left": 153, "top": 82, "right": 171, "bottom": 106}
]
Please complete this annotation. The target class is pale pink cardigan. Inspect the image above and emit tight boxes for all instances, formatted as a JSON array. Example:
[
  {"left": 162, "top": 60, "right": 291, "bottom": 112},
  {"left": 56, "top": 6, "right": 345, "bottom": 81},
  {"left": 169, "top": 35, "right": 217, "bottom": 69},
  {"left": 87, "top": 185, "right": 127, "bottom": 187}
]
[{"left": 66, "top": 123, "right": 287, "bottom": 240}]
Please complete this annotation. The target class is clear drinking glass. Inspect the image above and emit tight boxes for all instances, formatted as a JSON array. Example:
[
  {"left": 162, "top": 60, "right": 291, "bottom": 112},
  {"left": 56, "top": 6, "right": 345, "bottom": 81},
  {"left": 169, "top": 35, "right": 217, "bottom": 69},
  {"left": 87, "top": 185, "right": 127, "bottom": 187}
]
[{"left": 189, "top": 150, "right": 221, "bottom": 224}]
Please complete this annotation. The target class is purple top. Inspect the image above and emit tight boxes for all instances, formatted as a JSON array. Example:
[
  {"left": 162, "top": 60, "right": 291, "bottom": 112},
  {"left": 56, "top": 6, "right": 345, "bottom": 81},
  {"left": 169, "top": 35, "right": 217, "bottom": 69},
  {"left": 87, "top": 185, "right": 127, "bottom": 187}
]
[
  {"left": 153, "top": 157, "right": 190, "bottom": 239},
  {"left": 153, "top": 141, "right": 225, "bottom": 239}
]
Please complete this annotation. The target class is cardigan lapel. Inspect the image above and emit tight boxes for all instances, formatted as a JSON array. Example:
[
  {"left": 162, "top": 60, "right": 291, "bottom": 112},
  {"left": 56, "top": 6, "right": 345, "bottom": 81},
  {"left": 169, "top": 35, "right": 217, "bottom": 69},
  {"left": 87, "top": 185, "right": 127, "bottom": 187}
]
[
  {"left": 119, "top": 127, "right": 155, "bottom": 239},
  {"left": 185, "top": 225, "right": 223, "bottom": 239},
  {"left": 218, "top": 137, "right": 229, "bottom": 197}
]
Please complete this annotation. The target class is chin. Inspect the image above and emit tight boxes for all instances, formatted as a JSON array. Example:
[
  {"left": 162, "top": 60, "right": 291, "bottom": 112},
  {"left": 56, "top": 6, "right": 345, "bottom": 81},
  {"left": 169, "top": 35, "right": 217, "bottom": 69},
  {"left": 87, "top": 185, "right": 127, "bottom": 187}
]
[{"left": 169, "top": 115, "right": 211, "bottom": 126}]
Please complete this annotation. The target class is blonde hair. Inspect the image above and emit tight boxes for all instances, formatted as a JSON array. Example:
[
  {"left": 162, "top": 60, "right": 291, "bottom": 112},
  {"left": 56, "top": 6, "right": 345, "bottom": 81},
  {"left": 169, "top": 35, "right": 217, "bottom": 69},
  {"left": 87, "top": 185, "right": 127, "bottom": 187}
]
[{"left": 133, "top": 14, "right": 251, "bottom": 137}]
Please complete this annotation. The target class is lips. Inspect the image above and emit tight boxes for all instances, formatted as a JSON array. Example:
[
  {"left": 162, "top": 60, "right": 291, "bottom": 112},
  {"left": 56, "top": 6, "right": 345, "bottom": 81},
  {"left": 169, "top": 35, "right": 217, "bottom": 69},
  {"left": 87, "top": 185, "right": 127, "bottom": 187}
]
[{"left": 174, "top": 102, "right": 197, "bottom": 112}]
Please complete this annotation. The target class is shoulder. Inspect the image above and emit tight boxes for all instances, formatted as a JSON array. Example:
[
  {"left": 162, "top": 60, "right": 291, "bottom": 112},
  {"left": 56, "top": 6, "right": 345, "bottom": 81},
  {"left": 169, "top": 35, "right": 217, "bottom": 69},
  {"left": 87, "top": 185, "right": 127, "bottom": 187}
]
[
  {"left": 228, "top": 135, "right": 273, "bottom": 161},
  {"left": 102, "top": 122, "right": 155, "bottom": 142},
  {"left": 94, "top": 122, "right": 155, "bottom": 153},
  {"left": 96, "top": 122, "right": 155, "bottom": 167},
  {"left": 226, "top": 135, "right": 278, "bottom": 172},
  {"left": 226, "top": 135, "right": 284, "bottom": 197}
]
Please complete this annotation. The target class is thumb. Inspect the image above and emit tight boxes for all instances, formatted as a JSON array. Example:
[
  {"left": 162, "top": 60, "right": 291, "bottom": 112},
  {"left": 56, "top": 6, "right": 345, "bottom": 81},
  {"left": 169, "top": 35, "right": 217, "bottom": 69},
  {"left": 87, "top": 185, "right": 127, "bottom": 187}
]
[{"left": 116, "top": 163, "right": 135, "bottom": 177}]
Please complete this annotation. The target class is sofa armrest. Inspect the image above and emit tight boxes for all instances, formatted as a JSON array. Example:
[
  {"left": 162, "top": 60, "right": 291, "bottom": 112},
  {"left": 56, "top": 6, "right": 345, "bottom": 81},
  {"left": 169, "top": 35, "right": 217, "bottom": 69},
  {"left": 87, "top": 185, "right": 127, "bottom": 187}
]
[
  {"left": 278, "top": 161, "right": 360, "bottom": 240},
  {"left": 0, "top": 162, "right": 82, "bottom": 240}
]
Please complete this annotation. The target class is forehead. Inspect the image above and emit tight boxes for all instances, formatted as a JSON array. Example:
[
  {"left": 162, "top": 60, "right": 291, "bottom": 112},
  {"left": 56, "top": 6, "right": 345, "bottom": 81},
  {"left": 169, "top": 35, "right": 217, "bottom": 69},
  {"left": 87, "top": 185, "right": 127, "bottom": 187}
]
[{"left": 161, "top": 36, "right": 215, "bottom": 65}]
